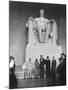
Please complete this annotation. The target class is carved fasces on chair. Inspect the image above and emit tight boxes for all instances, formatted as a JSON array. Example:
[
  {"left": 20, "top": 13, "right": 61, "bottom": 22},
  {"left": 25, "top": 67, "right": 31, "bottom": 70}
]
[
  {"left": 49, "top": 20, "right": 58, "bottom": 44},
  {"left": 52, "top": 21, "right": 58, "bottom": 44},
  {"left": 26, "top": 17, "right": 36, "bottom": 45}
]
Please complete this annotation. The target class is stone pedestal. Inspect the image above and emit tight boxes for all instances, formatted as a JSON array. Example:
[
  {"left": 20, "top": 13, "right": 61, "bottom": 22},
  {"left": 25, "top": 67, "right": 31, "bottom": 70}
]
[{"left": 22, "top": 43, "right": 62, "bottom": 69}]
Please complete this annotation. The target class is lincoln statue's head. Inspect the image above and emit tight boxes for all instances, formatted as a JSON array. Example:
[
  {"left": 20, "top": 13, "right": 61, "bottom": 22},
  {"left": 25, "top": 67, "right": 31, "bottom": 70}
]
[{"left": 40, "top": 9, "right": 45, "bottom": 17}]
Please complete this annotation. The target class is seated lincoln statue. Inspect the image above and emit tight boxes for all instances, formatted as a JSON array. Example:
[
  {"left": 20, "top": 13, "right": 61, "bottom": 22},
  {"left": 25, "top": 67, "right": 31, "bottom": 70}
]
[
  {"left": 26, "top": 9, "right": 58, "bottom": 45},
  {"left": 22, "top": 9, "right": 62, "bottom": 72}
]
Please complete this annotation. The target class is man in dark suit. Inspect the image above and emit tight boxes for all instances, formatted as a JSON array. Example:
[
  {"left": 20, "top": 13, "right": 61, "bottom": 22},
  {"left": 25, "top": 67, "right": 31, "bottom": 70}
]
[
  {"left": 57, "top": 53, "right": 66, "bottom": 84},
  {"left": 39, "top": 55, "right": 45, "bottom": 78},
  {"left": 45, "top": 56, "right": 50, "bottom": 78},
  {"left": 51, "top": 56, "right": 56, "bottom": 80}
]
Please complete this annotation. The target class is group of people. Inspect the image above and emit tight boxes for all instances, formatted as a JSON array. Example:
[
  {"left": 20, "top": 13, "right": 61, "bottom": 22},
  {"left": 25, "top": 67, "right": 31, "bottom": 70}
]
[
  {"left": 27, "top": 53, "right": 66, "bottom": 82},
  {"left": 27, "top": 55, "right": 56, "bottom": 79},
  {"left": 9, "top": 53, "right": 66, "bottom": 88}
]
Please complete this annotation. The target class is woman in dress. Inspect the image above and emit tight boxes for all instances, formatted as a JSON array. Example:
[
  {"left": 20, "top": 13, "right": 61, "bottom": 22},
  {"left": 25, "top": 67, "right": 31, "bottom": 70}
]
[{"left": 34, "top": 58, "right": 39, "bottom": 78}]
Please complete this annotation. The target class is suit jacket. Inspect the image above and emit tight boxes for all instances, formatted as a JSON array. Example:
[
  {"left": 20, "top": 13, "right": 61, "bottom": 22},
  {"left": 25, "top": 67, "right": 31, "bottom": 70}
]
[
  {"left": 45, "top": 59, "right": 50, "bottom": 71},
  {"left": 39, "top": 58, "right": 45, "bottom": 70}
]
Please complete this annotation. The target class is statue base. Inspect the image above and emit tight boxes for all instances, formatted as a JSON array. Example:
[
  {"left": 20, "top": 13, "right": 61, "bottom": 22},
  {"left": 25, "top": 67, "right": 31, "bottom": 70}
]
[{"left": 22, "top": 43, "right": 62, "bottom": 69}]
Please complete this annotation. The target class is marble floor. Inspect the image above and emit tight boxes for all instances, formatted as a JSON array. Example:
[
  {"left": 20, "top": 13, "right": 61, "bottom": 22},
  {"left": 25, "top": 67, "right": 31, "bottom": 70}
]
[{"left": 17, "top": 77, "right": 66, "bottom": 88}]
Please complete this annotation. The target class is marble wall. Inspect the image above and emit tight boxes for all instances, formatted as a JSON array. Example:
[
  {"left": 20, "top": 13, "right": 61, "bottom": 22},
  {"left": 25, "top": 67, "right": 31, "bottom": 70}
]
[{"left": 9, "top": 1, "right": 66, "bottom": 65}]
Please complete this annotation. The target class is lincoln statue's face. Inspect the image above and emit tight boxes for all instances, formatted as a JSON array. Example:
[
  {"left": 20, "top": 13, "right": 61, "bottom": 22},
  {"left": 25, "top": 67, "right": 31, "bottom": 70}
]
[{"left": 40, "top": 9, "right": 44, "bottom": 17}]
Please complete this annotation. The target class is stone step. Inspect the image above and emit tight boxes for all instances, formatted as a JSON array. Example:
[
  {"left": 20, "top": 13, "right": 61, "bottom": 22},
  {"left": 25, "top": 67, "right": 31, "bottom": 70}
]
[
  {"left": 15, "top": 65, "right": 46, "bottom": 79},
  {"left": 15, "top": 71, "right": 35, "bottom": 79},
  {"left": 14, "top": 65, "right": 24, "bottom": 79},
  {"left": 15, "top": 71, "right": 24, "bottom": 79}
]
